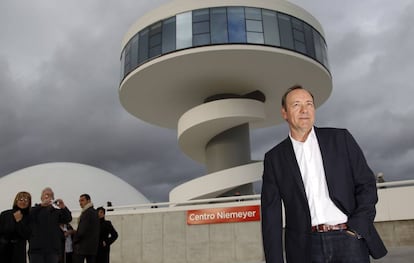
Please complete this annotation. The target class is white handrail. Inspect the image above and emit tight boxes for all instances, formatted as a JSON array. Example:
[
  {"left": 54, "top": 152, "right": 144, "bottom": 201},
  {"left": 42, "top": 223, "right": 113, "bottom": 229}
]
[
  {"left": 377, "top": 179, "right": 414, "bottom": 187},
  {"left": 70, "top": 179, "right": 414, "bottom": 214}
]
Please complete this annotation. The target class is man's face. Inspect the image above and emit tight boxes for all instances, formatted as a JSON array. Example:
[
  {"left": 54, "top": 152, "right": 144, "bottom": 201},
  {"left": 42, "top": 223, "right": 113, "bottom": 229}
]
[
  {"left": 281, "top": 89, "right": 315, "bottom": 136},
  {"left": 41, "top": 189, "right": 54, "bottom": 204},
  {"left": 79, "top": 196, "right": 89, "bottom": 209},
  {"left": 98, "top": 210, "right": 105, "bottom": 219}
]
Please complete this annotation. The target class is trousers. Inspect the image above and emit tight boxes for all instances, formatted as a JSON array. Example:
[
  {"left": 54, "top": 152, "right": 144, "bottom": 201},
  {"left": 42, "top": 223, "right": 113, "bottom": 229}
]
[
  {"left": 311, "top": 230, "right": 370, "bottom": 263},
  {"left": 29, "top": 253, "right": 60, "bottom": 263},
  {"left": 72, "top": 254, "right": 96, "bottom": 263}
]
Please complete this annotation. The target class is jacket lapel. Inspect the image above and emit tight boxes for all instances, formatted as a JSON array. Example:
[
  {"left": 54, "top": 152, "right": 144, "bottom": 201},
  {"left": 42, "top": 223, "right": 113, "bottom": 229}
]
[
  {"left": 314, "top": 128, "right": 333, "bottom": 188},
  {"left": 282, "top": 137, "right": 308, "bottom": 203},
  {"left": 314, "top": 127, "right": 341, "bottom": 210}
]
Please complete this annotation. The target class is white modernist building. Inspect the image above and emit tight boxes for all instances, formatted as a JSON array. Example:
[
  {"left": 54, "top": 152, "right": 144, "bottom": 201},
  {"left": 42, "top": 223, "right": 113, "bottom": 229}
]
[
  {"left": 119, "top": 0, "right": 332, "bottom": 202},
  {"left": 0, "top": 162, "right": 149, "bottom": 212}
]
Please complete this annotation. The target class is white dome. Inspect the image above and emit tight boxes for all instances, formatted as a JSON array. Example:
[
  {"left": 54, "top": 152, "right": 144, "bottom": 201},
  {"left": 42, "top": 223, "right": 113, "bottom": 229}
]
[{"left": 0, "top": 162, "right": 149, "bottom": 212}]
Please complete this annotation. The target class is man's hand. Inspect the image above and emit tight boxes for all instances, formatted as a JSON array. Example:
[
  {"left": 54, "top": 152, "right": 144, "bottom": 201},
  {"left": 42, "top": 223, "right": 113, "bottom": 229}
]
[{"left": 55, "top": 198, "right": 66, "bottom": 209}]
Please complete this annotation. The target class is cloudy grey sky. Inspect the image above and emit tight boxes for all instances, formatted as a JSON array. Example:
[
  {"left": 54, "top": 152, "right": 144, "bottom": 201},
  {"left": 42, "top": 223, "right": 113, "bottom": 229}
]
[{"left": 1, "top": 0, "right": 413, "bottom": 203}]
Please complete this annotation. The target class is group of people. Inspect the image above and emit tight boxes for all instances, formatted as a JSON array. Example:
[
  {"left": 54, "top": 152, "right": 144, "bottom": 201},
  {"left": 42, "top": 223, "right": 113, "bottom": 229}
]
[{"left": 0, "top": 187, "right": 118, "bottom": 263}]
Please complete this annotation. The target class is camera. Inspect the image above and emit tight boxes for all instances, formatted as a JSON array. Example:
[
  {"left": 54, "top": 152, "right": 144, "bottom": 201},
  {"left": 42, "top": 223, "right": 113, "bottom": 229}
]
[{"left": 52, "top": 200, "right": 61, "bottom": 209}]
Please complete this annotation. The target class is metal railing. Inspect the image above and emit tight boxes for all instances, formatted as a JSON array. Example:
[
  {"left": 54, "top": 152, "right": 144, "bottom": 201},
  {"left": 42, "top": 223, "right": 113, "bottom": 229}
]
[{"left": 71, "top": 179, "right": 414, "bottom": 215}]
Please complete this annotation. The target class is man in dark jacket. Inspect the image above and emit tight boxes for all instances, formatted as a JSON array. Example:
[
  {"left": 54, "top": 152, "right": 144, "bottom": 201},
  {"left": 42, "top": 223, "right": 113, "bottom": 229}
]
[
  {"left": 73, "top": 194, "right": 99, "bottom": 263},
  {"left": 261, "top": 86, "right": 387, "bottom": 263},
  {"left": 96, "top": 207, "right": 118, "bottom": 263},
  {"left": 29, "top": 187, "right": 72, "bottom": 263}
]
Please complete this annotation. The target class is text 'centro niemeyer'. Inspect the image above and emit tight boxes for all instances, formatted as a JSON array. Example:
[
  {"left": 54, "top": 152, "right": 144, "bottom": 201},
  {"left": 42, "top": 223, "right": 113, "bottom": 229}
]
[{"left": 187, "top": 205, "right": 261, "bottom": 225}]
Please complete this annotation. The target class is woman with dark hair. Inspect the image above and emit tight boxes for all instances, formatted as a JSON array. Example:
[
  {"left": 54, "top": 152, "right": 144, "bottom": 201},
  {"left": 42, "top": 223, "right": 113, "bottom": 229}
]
[{"left": 0, "top": 191, "right": 32, "bottom": 263}]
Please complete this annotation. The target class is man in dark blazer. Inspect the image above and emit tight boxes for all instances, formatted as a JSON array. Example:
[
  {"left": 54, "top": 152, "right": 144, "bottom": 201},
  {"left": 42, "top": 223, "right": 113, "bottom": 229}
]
[
  {"left": 261, "top": 85, "right": 387, "bottom": 263},
  {"left": 73, "top": 194, "right": 100, "bottom": 263}
]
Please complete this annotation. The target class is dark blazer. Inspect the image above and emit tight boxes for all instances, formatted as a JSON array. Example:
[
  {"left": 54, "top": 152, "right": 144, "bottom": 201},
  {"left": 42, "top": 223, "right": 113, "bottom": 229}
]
[
  {"left": 0, "top": 208, "right": 31, "bottom": 263},
  {"left": 96, "top": 217, "right": 118, "bottom": 263},
  {"left": 73, "top": 206, "right": 100, "bottom": 256},
  {"left": 29, "top": 205, "right": 72, "bottom": 255},
  {"left": 98, "top": 218, "right": 118, "bottom": 252},
  {"left": 261, "top": 127, "right": 387, "bottom": 263}
]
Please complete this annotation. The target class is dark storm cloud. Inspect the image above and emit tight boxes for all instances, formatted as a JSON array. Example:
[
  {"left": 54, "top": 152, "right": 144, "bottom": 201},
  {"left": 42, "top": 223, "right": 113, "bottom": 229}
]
[
  {"left": 251, "top": 0, "right": 414, "bottom": 184},
  {"left": 0, "top": 58, "right": 24, "bottom": 160},
  {"left": 291, "top": 0, "right": 414, "bottom": 181},
  {"left": 1, "top": 0, "right": 413, "bottom": 203},
  {"left": 0, "top": 0, "right": 199, "bottom": 202}
]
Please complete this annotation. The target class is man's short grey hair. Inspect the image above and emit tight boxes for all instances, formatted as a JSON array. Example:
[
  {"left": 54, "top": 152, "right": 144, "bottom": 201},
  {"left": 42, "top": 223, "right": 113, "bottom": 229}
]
[{"left": 41, "top": 187, "right": 54, "bottom": 199}]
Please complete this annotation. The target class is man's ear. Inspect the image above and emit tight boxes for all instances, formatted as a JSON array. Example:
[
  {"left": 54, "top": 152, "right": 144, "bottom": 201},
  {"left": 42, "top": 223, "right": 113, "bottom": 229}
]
[{"left": 281, "top": 107, "right": 287, "bottom": 120}]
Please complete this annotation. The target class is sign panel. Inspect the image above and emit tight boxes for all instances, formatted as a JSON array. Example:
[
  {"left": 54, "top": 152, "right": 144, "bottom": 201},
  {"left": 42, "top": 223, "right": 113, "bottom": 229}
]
[{"left": 187, "top": 205, "right": 261, "bottom": 225}]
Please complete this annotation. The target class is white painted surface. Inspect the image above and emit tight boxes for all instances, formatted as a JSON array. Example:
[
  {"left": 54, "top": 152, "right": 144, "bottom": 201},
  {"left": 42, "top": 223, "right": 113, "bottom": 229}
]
[{"left": 0, "top": 162, "right": 149, "bottom": 212}]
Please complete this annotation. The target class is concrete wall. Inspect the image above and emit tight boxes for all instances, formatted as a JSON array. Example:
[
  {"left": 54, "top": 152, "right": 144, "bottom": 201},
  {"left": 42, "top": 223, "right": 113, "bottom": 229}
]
[
  {"left": 71, "top": 182, "right": 414, "bottom": 263},
  {"left": 375, "top": 220, "right": 414, "bottom": 247},
  {"left": 376, "top": 184, "right": 414, "bottom": 221},
  {"left": 106, "top": 202, "right": 264, "bottom": 263},
  {"left": 102, "top": 210, "right": 413, "bottom": 263}
]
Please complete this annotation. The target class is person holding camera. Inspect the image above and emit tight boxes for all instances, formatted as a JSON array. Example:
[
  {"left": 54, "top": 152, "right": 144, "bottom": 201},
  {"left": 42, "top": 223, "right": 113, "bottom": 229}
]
[{"left": 29, "top": 187, "right": 72, "bottom": 263}]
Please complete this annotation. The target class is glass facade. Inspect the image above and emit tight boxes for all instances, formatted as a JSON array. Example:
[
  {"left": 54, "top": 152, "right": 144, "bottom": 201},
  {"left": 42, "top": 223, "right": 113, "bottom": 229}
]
[{"left": 121, "top": 6, "right": 329, "bottom": 81}]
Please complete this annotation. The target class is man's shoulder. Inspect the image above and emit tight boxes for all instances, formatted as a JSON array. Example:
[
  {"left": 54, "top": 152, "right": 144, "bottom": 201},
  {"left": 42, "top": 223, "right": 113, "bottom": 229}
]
[
  {"left": 315, "top": 126, "right": 346, "bottom": 132},
  {"left": 80, "top": 206, "right": 96, "bottom": 217},
  {"left": 86, "top": 206, "right": 98, "bottom": 214},
  {"left": 264, "top": 136, "right": 291, "bottom": 157},
  {"left": 314, "top": 127, "right": 349, "bottom": 136},
  {"left": 264, "top": 127, "right": 350, "bottom": 155},
  {"left": 30, "top": 204, "right": 44, "bottom": 213},
  {"left": 103, "top": 219, "right": 114, "bottom": 227}
]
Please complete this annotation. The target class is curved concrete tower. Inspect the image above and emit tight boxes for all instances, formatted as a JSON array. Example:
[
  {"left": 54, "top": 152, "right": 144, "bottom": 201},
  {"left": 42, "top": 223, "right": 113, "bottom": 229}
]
[{"left": 119, "top": 0, "right": 332, "bottom": 202}]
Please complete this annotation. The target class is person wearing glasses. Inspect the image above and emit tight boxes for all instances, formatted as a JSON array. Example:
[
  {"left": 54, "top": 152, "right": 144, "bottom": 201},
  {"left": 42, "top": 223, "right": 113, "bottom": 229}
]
[{"left": 0, "top": 191, "right": 32, "bottom": 263}]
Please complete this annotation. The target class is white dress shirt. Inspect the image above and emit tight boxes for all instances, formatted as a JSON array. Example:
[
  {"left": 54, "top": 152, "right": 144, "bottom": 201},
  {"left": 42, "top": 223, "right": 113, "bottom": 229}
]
[{"left": 290, "top": 127, "right": 347, "bottom": 226}]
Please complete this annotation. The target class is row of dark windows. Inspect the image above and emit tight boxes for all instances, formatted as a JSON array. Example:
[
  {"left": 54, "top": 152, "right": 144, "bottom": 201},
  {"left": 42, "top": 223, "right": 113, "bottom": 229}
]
[{"left": 120, "top": 6, "right": 329, "bottom": 81}]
